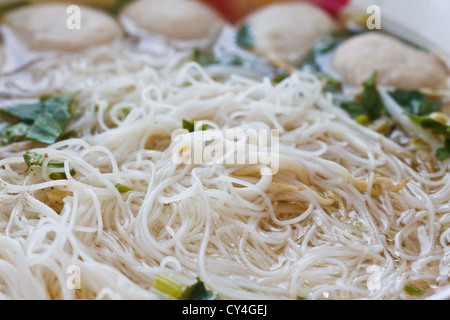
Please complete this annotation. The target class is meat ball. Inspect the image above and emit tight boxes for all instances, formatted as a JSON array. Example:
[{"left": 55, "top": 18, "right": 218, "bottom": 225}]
[
  {"left": 120, "top": 0, "right": 225, "bottom": 44},
  {"left": 1, "top": 3, "right": 123, "bottom": 52},
  {"left": 243, "top": 2, "right": 336, "bottom": 64},
  {"left": 332, "top": 32, "right": 448, "bottom": 90}
]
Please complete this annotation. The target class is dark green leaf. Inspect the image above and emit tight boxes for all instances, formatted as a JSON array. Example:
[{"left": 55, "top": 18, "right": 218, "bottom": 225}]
[
  {"left": 179, "top": 278, "right": 219, "bottom": 300},
  {"left": 47, "top": 160, "right": 66, "bottom": 169},
  {"left": 340, "top": 72, "right": 385, "bottom": 121},
  {"left": 301, "top": 30, "right": 358, "bottom": 70},
  {"left": 0, "top": 122, "right": 30, "bottom": 145},
  {"left": 389, "top": 89, "right": 441, "bottom": 117},
  {"left": 182, "top": 119, "right": 206, "bottom": 133},
  {"left": 49, "top": 168, "right": 76, "bottom": 180},
  {"left": 26, "top": 112, "right": 65, "bottom": 145},
  {"left": 23, "top": 151, "right": 45, "bottom": 170},
  {"left": 409, "top": 115, "right": 450, "bottom": 138},
  {"left": 0, "top": 92, "right": 79, "bottom": 145},
  {"left": 360, "top": 72, "right": 385, "bottom": 120},
  {"left": 272, "top": 73, "right": 290, "bottom": 84},
  {"left": 236, "top": 23, "right": 254, "bottom": 49},
  {"left": 314, "top": 72, "right": 343, "bottom": 93},
  {"left": 0, "top": 101, "right": 41, "bottom": 123},
  {"left": 436, "top": 139, "right": 450, "bottom": 161},
  {"left": 192, "top": 48, "right": 218, "bottom": 66},
  {"left": 314, "top": 31, "right": 354, "bottom": 55},
  {"left": 408, "top": 115, "right": 450, "bottom": 161},
  {"left": 23, "top": 151, "right": 76, "bottom": 179},
  {"left": 340, "top": 101, "right": 367, "bottom": 118},
  {"left": 182, "top": 119, "right": 195, "bottom": 133},
  {"left": 59, "top": 130, "right": 78, "bottom": 141}
]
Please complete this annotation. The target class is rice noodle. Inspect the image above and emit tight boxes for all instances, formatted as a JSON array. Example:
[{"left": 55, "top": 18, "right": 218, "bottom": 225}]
[{"left": 0, "top": 40, "right": 448, "bottom": 300}]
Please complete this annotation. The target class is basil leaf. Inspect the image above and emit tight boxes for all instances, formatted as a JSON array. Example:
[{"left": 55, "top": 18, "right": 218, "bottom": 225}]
[
  {"left": 179, "top": 278, "right": 219, "bottom": 300},
  {"left": 314, "top": 72, "right": 342, "bottom": 93},
  {"left": 192, "top": 48, "right": 218, "bottom": 66},
  {"left": 389, "top": 89, "right": 441, "bottom": 117},
  {"left": 436, "top": 139, "right": 450, "bottom": 161},
  {"left": 0, "top": 122, "right": 30, "bottom": 145},
  {"left": 23, "top": 151, "right": 76, "bottom": 179},
  {"left": 0, "top": 92, "right": 79, "bottom": 145},
  {"left": 340, "top": 101, "right": 367, "bottom": 118},
  {"left": 341, "top": 72, "right": 385, "bottom": 121},
  {"left": 360, "top": 72, "right": 386, "bottom": 120},
  {"left": 26, "top": 112, "right": 65, "bottom": 145},
  {"left": 408, "top": 115, "right": 450, "bottom": 161},
  {"left": 409, "top": 115, "right": 450, "bottom": 138},
  {"left": 301, "top": 30, "right": 358, "bottom": 71},
  {"left": 236, "top": 23, "right": 254, "bottom": 49},
  {"left": 23, "top": 151, "right": 45, "bottom": 170}
]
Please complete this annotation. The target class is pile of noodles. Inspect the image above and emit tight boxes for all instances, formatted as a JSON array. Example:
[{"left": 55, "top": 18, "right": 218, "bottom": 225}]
[{"left": 0, "top": 40, "right": 448, "bottom": 300}]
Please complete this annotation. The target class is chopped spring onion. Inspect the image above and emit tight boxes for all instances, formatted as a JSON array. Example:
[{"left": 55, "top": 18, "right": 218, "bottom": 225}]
[
  {"left": 115, "top": 183, "right": 133, "bottom": 194},
  {"left": 404, "top": 284, "right": 425, "bottom": 296},
  {"left": 152, "top": 275, "right": 184, "bottom": 300}
]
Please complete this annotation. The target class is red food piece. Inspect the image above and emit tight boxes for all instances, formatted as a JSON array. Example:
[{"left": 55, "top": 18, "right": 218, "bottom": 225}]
[
  {"left": 202, "top": 0, "right": 350, "bottom": 22},
  {"left": 307, "top": 0, "right": 350, "bottom": 14}
]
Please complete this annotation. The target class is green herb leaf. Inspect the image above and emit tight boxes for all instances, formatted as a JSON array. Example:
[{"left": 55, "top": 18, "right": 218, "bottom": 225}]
[
  {"left": 49, "top": 168, "right": 77, "bottom": 180},
  {"left": 407, "top": 116, "right": 450, "bottom": 161},
  {"left": 182, "top": 119, "right": 195, "bottom": 133},
  {"left": 0, "top": 122, "right": 30, "bottom": 145},
  {"left": 192, "top": 48, "right": 218, "bottom": 66},
  {"left": 389, "top": 89, "right": 441, "bottom": 117},
  {"left": 0, "top": 92, "right": 79, "bottom": 145},
  {"left": 436, "top": 139, "right": 450, "bottom": 161},
  {"left": 272, "top": 73, "right": 290, "bottom": 84},
  {"left": 23, "top": 151, "right": 76, "bottom": 179},
  {"left": 341, "top": 72, "right": 385, "bottom": 121},
  {"left": 179, "top": 278, "right": 219, "bottom": 300},
  {"left": 23, "top": 151, "right": 45, "bottom": 170},
  {"left": 340, "top": 101, "right": 366, "bottom": 118},
  {"left": 388, "top": 89, "right": 450, "bottom": 161},
  {"left": 26, "top": 112, "right": 65, "bottom": 145},
  {"left": 409, "top": 115, "right": 450, "bottom": 138},
  {"left": 301, "top": 30, "right": 357, "bottom": 71},
  {"left": 360, "top": 72, "right": 385, "bottom": 120},
  {"left": 404, "top": 284, "right": 425, "bottom": 296},
  {"left": 115, "top": 183, "right": 133, "bottom": 194},
  {"left": 236, "top": 23, "right": 254, "bottom": 49},
  {"left": 118, "top": 107, "right": 131, "bottom": 121},
  {"left": 182, "top": 119, "right": 207, "bottom": 133},
  {"left": 313, "top": 72, "right": 342, "bottom": 93}
]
